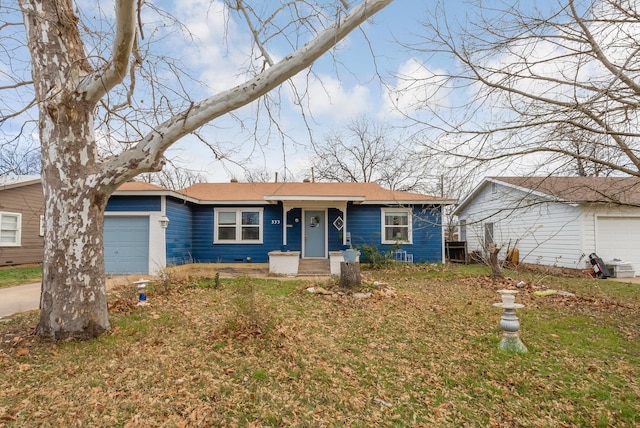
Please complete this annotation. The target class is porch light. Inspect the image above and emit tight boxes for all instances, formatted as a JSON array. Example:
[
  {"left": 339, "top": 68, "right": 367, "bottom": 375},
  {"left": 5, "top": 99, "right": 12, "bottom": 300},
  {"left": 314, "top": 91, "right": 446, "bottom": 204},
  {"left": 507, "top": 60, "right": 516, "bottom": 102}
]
[{"left": 159, "top": 215, "right": 170, "bottom": 229}]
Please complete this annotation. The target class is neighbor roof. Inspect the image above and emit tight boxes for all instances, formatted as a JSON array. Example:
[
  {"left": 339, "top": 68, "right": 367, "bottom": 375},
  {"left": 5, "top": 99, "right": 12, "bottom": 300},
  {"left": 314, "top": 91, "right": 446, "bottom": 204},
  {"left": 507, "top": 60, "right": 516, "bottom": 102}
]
[
  {"left": 455, "top": 176, "right": 640, "bottom": 214},
  {"left": 0, "top": 175, "right": 41, "bottom": 190},
  {"left": 181, "top": 181, "right": 455, "bottom": 205},
  {"left": 494, "top": 176, "right": 640, "bottom": 205}
]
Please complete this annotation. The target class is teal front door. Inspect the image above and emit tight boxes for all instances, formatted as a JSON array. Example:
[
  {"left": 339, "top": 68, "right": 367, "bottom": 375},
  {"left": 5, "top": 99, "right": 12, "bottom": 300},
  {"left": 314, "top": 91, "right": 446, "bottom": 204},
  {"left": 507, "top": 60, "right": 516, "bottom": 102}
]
[{"left": 304, "top": 210, "right": 326, "bottom": 257}]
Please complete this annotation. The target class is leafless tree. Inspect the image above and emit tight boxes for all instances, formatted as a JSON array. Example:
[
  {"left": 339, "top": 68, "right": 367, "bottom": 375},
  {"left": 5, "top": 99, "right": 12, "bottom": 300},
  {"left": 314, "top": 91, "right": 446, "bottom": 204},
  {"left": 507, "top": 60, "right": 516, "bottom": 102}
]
[
  {"left": 310, "top": 118, "right": 429, "bottom": 191},
  {"left": 243, "top": 167, "right": 298, "bottom": 183},
  {"left": 0, "top": 0, "right": 393, "bottom": 339},
  {"left": 138, "top": 163, "right": 207, "bottom": 190},
  {"left": 400, "top": 0, "right": 640, "bottom": 178},
  {"left": 0, "top": 140, "right": 40, "bottom": 176}
]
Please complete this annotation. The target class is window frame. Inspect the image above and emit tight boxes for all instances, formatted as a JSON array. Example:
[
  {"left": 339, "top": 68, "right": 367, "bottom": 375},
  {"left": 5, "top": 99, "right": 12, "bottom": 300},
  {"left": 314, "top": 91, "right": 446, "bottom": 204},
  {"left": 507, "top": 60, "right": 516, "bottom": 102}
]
[
  {"left": 459, "top": 219, "right": 467, "bottom": 242},
  {"left": 0, "top": 212, "right": 22, "bottom": 247},
  {"left": 381, "top": 207, "right": 413, "bottom": 244},
  {"left": 484, "top": 222, "right": 494, "bottom": 245},
  {"left": 214, "top": 207, "right": 264, "bottom": 244}
]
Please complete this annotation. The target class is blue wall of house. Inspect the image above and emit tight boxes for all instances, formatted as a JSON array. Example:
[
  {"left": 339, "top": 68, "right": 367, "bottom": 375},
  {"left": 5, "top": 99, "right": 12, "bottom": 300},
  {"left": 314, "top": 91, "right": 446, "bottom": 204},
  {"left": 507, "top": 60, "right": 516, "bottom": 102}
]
[
  {"left": 190, "top": 204, "right": 283, "bottom": 263},
  {"left": 106, "top": 195, "right": 161, "bottom": 212},
  {"left": 166, "top": 197, "right": 193, "bottom": 265},
  {"left": 285, "top": 208, "right": 302, "bottom": 252},
  {"left": 347, "top": 203, "right": 443, "bottom": 263},
  {"left": 107, "top": 195, "right": 444, "bottom": 266},
  {"left": 328, "top": 208, "right": 346, "bottom": 251}
]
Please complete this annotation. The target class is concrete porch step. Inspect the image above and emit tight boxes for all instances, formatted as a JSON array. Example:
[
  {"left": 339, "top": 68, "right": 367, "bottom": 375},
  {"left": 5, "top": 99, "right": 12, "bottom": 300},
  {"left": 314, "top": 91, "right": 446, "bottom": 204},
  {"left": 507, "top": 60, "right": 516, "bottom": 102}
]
[{"left": 297, "top": 258, "right": 330, "bottom": 276}]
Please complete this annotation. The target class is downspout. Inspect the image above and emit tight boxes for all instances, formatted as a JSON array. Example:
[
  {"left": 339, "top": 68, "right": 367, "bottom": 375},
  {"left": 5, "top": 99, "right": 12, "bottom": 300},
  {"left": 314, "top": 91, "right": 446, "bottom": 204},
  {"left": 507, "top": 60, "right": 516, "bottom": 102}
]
[
  {"left": 282, "top": 202, "right": 287, "bottom": 248},
  {"left": 440, "top": 204, "right": 446, "bottom": 264}
]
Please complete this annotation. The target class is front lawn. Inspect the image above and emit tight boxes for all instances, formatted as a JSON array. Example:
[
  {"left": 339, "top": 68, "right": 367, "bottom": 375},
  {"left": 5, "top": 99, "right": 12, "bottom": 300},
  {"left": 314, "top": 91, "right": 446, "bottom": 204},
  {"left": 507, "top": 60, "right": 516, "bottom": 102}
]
[
  {"left": 0, "top": 264, "right": 638, "bottom": 426},
  {"left": 0, "top": 265, "right": 42, "bottom": 289}
]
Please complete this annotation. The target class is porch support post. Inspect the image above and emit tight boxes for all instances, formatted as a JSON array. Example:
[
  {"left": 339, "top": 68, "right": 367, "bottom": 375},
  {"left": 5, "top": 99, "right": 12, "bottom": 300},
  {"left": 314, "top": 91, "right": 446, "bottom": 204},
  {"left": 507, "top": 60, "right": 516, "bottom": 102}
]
[{"left": 338, "top": 202, "right": 347, "bottom": 246}]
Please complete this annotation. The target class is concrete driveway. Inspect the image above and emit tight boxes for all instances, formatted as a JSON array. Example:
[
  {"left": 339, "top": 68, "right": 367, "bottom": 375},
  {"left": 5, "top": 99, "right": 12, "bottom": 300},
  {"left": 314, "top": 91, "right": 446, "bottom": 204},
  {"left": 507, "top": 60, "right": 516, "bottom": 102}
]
[
  {"left": 0, "top": 282, "right": 41, "bottom": 318},
  {"left": 0, "top": 275, "right": 154, "bottom": 319}
]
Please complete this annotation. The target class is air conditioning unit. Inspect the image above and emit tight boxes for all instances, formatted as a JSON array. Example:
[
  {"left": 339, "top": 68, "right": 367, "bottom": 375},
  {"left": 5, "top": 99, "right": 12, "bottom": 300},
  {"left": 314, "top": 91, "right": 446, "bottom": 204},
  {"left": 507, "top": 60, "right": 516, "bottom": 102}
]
[{"left": 605, "top": 260, "right": 635, "bottom": 278}]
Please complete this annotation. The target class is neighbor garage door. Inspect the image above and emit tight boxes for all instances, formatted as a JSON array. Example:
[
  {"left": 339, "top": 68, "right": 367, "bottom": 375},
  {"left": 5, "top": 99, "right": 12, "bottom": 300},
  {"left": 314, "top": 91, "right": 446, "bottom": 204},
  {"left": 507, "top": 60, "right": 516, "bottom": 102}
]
[
  {"left": 104, "top": 216, "right": 150, "bottom": 274},
  {"left": 597, "top": 217, "right": 640, "bottom": 274}
]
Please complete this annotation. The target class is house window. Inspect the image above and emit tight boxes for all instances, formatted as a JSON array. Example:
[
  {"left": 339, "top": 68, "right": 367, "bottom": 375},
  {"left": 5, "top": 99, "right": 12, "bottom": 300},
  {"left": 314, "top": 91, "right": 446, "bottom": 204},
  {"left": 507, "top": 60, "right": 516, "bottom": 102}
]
[
  {"left": 0, "top": 212, "right": 21, "bottom": 246},
  {"left": 214, "top": 208, "right": 263, "bottom": 243},
  {"left": 484, "top": 222, "right": 494, "bottom": 245},
  {"left": 459, "top": 219, "right": 466, "bottom": 241},
  {"left": 381, "top": 208, "right": 412, "bottom": 244}
]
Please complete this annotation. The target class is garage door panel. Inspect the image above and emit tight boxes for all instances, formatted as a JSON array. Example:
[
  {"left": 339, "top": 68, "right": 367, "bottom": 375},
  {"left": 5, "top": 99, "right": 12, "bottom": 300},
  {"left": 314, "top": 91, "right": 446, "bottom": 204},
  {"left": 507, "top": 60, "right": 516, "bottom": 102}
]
[
  {"left": 597, "top": 217, "right": 640, "bottom": 275},
  {"left": 104, "top": 216, "right": 149, "bottom": 274}
]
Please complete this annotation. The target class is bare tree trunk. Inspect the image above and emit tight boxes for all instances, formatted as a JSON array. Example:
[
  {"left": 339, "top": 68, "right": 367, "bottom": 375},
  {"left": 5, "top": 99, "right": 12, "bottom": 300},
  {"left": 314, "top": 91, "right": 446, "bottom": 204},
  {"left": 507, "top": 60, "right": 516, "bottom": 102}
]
[
  {"left": 488, "top": 243, "right": 503, "bottom": 279},
  {"left": 38, "top": 185, "right": 110, "bottom": 339},
  {"left": 21, "top": 0, "right": 114, "bottom": 339},
  {"left": 339, "top": 262, "right": 362, "bottom": 288}
]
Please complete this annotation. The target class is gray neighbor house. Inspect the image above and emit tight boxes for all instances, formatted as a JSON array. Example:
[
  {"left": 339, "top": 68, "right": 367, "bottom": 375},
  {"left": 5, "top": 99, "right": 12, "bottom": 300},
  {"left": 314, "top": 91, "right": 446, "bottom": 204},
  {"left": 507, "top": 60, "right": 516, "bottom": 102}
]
[{"left": 454, "top": 176, "right": 640, "bottom": 276}]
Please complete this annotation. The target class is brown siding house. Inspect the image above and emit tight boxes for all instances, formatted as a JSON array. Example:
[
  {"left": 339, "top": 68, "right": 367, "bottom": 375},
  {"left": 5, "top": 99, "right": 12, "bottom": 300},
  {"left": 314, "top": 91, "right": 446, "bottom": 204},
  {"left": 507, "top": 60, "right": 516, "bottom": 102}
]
[{"left": 0, "top": 175, "right": 44, "bottom": 266}]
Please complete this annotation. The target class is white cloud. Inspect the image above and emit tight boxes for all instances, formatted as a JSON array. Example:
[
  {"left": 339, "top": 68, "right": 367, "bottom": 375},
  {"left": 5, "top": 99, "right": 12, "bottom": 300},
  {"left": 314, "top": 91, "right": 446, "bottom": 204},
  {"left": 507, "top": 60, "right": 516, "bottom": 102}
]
[
  {"left": 289, "top": 73, "right": 371, "bottom": 122},
  {"left": 381, "top": 58, "right": 451, "bottom": 118},
  {"left": 164, "top": 0, "right": 251, "bottom": 93}
]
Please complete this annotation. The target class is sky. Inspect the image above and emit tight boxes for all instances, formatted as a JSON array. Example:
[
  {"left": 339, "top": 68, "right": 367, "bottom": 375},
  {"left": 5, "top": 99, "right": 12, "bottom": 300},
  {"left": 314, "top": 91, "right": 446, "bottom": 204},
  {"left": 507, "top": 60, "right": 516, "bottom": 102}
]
[
  {"left": 0, "top": 0, "right": 561, "bottom": 190},
  {"left": 0, "top": 0, "right": 476, "bottom": 188},
  {"left": 130, "top": 0, "right": 450, "bottom": 183}
]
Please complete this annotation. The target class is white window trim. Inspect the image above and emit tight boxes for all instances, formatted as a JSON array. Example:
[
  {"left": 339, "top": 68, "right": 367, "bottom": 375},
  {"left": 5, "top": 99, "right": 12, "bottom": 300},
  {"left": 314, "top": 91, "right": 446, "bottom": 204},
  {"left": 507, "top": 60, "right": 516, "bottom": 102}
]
[
  {"left": 214, "top": 207, "right": 264, "bottom": 244},
  {"left": 0, "top": 212, "right": 22, "bottom": 247},
  {"left": 381, "top": 207, "right": 413, "bottom": 244}
]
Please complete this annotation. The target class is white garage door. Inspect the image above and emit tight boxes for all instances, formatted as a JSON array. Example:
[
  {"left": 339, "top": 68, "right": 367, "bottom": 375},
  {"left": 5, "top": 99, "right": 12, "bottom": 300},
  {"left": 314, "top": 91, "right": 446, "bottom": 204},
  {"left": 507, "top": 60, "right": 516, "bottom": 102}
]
[
  {"left": 104, "top": 216, "right": 150, "bottom": 274},
  {"left": 596, "top": 217, "right": 640, "bottom": 274}
]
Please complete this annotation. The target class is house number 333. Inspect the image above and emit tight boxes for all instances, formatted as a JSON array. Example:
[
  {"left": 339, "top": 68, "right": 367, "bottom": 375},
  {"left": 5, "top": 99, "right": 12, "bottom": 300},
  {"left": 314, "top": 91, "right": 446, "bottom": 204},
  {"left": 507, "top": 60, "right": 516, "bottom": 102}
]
[{"left": 271, "top": 219, "right": 281, "bottom": 225}]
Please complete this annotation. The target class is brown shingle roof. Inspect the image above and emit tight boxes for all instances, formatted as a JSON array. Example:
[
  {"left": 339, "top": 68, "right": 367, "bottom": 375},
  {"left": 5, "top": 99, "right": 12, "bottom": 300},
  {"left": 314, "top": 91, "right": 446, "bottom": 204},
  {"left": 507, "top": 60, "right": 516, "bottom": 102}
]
[
  {"left": 181, "top": 182, "right": 453, "bottom": 204},
  {"left": 493, "top": 176, "right": 640, "bottom": 205}
]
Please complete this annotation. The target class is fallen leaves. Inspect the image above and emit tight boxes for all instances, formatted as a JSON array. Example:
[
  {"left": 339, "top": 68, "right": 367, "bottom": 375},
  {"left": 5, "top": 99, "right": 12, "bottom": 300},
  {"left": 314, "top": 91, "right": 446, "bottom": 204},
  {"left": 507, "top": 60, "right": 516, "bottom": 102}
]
[{"left": 0, "top": 268, "right": 638, "bottom": 426}]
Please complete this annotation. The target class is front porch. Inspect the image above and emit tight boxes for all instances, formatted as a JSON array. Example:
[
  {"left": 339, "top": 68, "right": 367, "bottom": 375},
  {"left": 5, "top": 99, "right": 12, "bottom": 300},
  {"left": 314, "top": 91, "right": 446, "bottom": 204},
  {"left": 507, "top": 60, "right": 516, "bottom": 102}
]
[
  {"left": 268, "top": 251, "right": 351, "bottom": 276},
  {"left": 297, "top": 258, "right": 331, "bottom": 276}
]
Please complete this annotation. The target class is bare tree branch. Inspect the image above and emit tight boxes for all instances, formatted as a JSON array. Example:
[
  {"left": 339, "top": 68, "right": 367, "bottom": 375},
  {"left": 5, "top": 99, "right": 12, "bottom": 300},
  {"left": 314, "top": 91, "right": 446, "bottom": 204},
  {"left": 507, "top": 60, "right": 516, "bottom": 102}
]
[
  {"left": 103, "top": 0, "right": 393, "bottom": 184},
  {"left": 80, "top": 0, "right": 137, "bottom": 103}
]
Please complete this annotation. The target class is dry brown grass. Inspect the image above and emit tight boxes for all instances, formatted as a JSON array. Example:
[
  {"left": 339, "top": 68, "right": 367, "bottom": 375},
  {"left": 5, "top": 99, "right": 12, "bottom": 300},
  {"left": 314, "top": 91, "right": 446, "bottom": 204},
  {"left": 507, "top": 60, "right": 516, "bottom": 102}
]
[{"left": 1, "top": 264, "right": 639, "bottom": 427}]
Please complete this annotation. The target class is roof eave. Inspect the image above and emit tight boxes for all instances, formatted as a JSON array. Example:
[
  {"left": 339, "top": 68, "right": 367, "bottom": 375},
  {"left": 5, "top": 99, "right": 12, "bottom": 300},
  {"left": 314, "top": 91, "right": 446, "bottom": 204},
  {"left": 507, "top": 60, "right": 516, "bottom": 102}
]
[
  {"left": 0, "top": 178, "right": 42, "bottom": 191},
  {"left": 361, "top": 199, "right": 456, "bottom": 205},
  {"left": 264, "top": 195, "right": 366, "bottom": 203}
]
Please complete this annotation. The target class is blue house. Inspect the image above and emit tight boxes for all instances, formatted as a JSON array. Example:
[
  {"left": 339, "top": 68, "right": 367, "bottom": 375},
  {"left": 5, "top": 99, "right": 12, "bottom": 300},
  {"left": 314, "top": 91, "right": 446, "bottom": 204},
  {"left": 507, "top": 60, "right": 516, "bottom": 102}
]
[{"left": 105, "top": 181, "right": 456, "bottom": 274}]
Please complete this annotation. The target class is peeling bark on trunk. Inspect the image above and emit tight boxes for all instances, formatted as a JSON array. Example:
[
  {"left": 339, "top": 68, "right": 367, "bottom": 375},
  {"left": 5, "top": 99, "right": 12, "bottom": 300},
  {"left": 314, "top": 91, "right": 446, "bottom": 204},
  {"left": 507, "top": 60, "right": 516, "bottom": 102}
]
[
  {"left": 20, "top": 0, "right": 113, "bottom": 339},
  {"left": 38, "top": 188, "right": 110, "bottom": 339}
]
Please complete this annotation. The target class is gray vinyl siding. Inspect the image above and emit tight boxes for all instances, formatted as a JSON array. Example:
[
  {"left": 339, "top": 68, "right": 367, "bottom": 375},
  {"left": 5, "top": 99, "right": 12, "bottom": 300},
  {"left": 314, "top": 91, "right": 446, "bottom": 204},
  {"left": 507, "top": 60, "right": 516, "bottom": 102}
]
[{"left": 457, "top": 182, "right": 585, "bottom": 269}]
